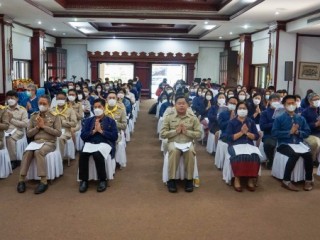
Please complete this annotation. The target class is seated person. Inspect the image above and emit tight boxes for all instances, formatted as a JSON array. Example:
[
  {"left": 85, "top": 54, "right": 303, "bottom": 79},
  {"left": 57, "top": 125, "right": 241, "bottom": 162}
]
[
  {"left": 302, "top": 93, "right": 320, "bottom": 164},
  {"left": 78, "top": 98, "right": 118, "bottom": 193},
  {"left": 160, "top": 96, "right": 201, "bottom": 193},
  {"left": 191, "top": 87, "right": 205, "bottom": 117},
  {"left": 78, "top": 90, "right": 91, "bottom": 119},
  {"left": 226, "top": 102, "right": 260, "bottom": 192},
  {"left": 67, "top": 89, "right": 83, "bottom": 145},
  {"left": 259, "top": 93, "right": 281, "bottom": 169},
  {"left": 218, "top": 97, "right": 238, "bottom": 142},
  {"left": 295, "top": 95, "right": 303, "bottom": 114},
  {"left": 159, "top": 93, "right": 172, "bottom": 118},
  {"left": 272, "top": 95, "right": 313, "bottom": 191},
  {"left": 0, "top": 105, "right": 9, "bottom": 150},
  {"left": 17, "top": 95, "right": 62, "bottom": 194},
  {"left": 5, "top": 90, "right": 29, "bottom": 169},
  {"left": 51, "top": 91, "right": 77, "bottom": 159},
  {"left": 25, "top": 84, "right": 39, "bottom": 117},
  {"left": 248, "top": 93, "right": 266, "bottom": 124},
  {"left": 117, "top": 89, "right": 133, "bottom": 118}
]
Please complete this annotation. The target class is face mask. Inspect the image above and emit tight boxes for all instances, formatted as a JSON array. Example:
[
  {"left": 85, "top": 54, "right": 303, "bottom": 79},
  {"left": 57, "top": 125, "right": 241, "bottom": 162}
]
[
  {"left": 77, "top": 95, "right": 83, "bottom": 100},
  {"left": 39, "top": 105, "right": 48, "bottom": 112},
  {"left": 108, "top": 99, "right": 117, "bottom": 107},
  {"left": 237, "top": 88, "right": 241, "bottom": 92},
  {"left": 201, "top": 92, "right": 206, "bottom": 97},
  {"left": 68, "top": 96, "right": 76, "bottom": 102},
  {"left": 265, "top": 95, "right": 270, "bottom": 100},
  {"left": 271, "top": 101, "right": 280, "bottom": 109},
  {"left": 313, "top": 100, "right": 320, "bottom": 108},
  {"left": 97, "top": 88, "right": 102, "bottom": 92},
  {"left": 167, "top": 90, "right": 173, "bottom": 94},
  {"left": 76, "top": 87, "right": 80, "bottom": 91},
  {"left": 84, "top": 92, "right": 89, "bottom": 97},
  {"left": 253, "top": 99, "right": 261, "bottom": 105},
  {"left": 296, "top": 101, "right": 301, "bottom": 108},
  {"left": 117, "top": 93, "right": 124, "bottom": 99},
  {"left": 94, "top": 108, "right": 104, "bottom": 117},
  {"left": 68, "top": 86, "right": 74, "bottom": 90},
  {"left": 218, "top": 98, "right": 226, "bottom": 106},
  {"left": 7, "top": 99, "right": 16, "bottom": 106},
  {"left": 237, "top": 109, "right": 248, "bottom": 117},
  {"left": 206, "top": 96, "right": 212, "bottom": 101},
  {"left": 62, "top": 89, "right": 68, "bottom": 93},
  {"left": 26, "top": 91, "right": 32, "bottom": 97},
  {"left": 57, "top": 100, "right": 66, "bottom": 106},
  {"left": 286, "top": 104, "right": 296, "bottom": 112},
  {"left": 228, "top": 95, "right": 234, "bottom": 98},
  {"left": 190, "top": 89, "right": 195, "bottom": 93},
  {"left": 239, "top": 95, "right": 246, "bottom": 101},
  {"left": 228, "top": 103, "right": 236, "bottom": 111}
]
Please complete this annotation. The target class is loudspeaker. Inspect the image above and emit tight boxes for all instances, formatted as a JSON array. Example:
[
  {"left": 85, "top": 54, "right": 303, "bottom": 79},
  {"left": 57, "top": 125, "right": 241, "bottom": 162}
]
[{"left": 284, "top": 61, "right": 293, "bottom": 81}]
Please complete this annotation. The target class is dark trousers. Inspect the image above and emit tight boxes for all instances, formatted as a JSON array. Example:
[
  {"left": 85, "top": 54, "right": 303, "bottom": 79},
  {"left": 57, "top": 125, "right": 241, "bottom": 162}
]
[
  {"left": 79, "top": 151, "right": 107, "bottom": 181},
  {"left": 263, "top": 137, "right": 277, "bottom": 166},
  {"left": 277, "top": 145, "right": 313, "bottom": 181}
]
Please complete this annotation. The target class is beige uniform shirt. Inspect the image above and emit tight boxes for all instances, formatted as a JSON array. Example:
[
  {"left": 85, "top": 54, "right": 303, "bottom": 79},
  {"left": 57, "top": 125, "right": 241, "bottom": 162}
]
[
  {"left": 27, "top": 110, "right": 62, "bottom": 143},
  {"left": 105, "top": 104, "right": 127, "bottom": 131},
  {"left": 7, "top": 104, "right": 28, "bottom": 140},
  {"left": 0, "top": 106, "right": 9, "bottom": 149},
  {"left": 51, "top": 106, "right": 77, "bottom": 137},
  {"left": 160, "top": 110, "right": 201, "bottom": 143},
  {"left": 69, "top": 102, "right": 83, "bottom": 121}
]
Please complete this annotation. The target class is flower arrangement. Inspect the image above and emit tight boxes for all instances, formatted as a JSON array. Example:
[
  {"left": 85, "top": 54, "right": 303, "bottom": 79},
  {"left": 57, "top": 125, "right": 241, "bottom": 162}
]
[{"left": 12, "top": 78, "right": 34, "bottom": 91}]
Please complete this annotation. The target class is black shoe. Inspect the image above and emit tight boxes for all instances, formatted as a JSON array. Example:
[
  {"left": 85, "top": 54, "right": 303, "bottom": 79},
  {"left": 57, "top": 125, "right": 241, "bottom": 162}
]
[
  {"left": 79, "top": 181, "right": 88, "bottom": 193},
  {"left": 266, "top": 161, "right": 273, "bottom": 170},
  {"left": 185, "top": 180, "right": 194, "bottom": 192},
  {"left": 97, "top": 180, "right": 107, "bottom": 192},
  {"left": 167, "top": 179, "right": 177, "bottom": 193},
  {"left": 17, "top": 181, "right": 26, "bottom": 193},
  {"left": 34, "top": 183, "right": 48, "bottom": 194},
  {"left": 11, "top": 161, "right": 17, "bottom": 170}
]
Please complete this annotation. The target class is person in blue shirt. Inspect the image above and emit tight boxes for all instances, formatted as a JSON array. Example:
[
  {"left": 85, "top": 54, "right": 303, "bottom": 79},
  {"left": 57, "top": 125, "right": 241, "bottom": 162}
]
[
  {"left": 301, "top": 89, "right": 313, "bottom": 109},
  {"left": 302, "top": 92, "right": 320, "bottom": 164},
  {"left": 159, "top": 93, "right": 172, "bottom": 118},
  {"left": 133, "top": 77, "right": 142, "bottom": 97},
  {"left": 208, "top": 93, "right": 226, "bottom": 134},
  {"left": 226, "top": 102, "right": 260, "bottom": 192},
  {"left": 191, "top": 87, "right": 206, "bottom": 117},
  {"left": 79, "top": 98, "right": 118, "bottom": 193},
  {"left": 25, "top": 84, "right": 39, "bottom": 117},
  {"left": 248, "top": 93, "right": 266, "bottom": 124},
  {"left": 218, "top": 96, "right": 238, "bottom": 142},
  {"left": 295, "top": 95, "right": 304, "bottom": 114},
  {"left": 272, "top": 95, "right": 313, "bottom": 191},
  {"left": 259, "top": 93, "right": 281, "bottom": 169}
]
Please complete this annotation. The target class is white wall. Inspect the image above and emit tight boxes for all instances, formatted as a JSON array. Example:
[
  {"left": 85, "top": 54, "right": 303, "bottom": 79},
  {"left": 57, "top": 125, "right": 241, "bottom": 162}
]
[
  {"left": 251, "top": 30, "right": 269, "bottom": 65},
  {"left": 276, "top": 31, "right": 296, "bottom": 93},
  {"left": 12, "top": 24, "right": 32, "bottom": 60},
  {"left": 62, "top": 38, "right": 224, "bottom": 81},
  {"left": 295, "top": 36, "right": 320, "bottom": 96}
]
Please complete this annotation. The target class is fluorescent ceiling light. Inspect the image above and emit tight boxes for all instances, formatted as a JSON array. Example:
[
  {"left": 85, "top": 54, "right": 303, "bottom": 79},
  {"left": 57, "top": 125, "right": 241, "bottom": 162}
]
[
  {"left": 204, "top": 25, "right": 216, "bottom": 30},
  {"left": 243, "top": 0, "right": 257, "bottom": 3}
]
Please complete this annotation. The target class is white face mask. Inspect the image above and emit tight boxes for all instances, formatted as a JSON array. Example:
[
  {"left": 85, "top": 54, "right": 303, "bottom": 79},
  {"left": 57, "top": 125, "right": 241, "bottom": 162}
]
[
  {"left": 271, "top": 101, "right": 280, "bottom": 109},
  {"left": 108, "top": 99, "right": 117, "bottom": 107},
  {"left": 253, "top": 99, "right": 261, "bottom": 105},
  {"left": 167, "top": 90, "right": 173, "bottom": 94},
  {"left": 94, "top": 108, "right": 104, "bottom": 117},
  {"left": 313, "top": 100, "right": 320, "bottom": 108},
  {"left": 76, "top": 87, "right": 81, "bottom": 91},
  {"left": 84, "top": 92, "right": 89, "bottom": 97},
  {"left": 265, "top": 95, "right": 270, "bottom": 100},
  {"left": 57, "top": 99, "right": 66, "bottom": 106},
  {"left": 228, "top": 95, "right": 234, "bottom": 98},
  {"left": 296, "top": 101, "right": 301, "bottom": 108},
  {"left": 206, "top": 96, "right": 212, "bottom": 101},
  {"left": 218, "top": 98, "right": 226, "bottom": 106},
  {"left": 68, "top": 86, "right": 74, "bottom": 90},
  {"left": 201, "top": 92, "right": 206, "bottom": 97},
  {"left": 286, "top": 104, "right": 296, "bottom": 112},
  {"left": 228, "top": 103, "right": 236, "bottom": 111},
  {"left": 68, "top": 96, "right": 76, "bottom": 102},
  {"left": 239, "top": 95, "right": 246, "bottom": 101},
  {"left": 39, "top": 105, "right": 48, "bottom": 112},
  {"left": 77, "top": 95, "right": 83, "bottom": 100},
  {"left": 7, "top": 99, "right": 16, "bottom": 106},
  {"left": 237, "top": 109, "right": 248, "bottom": 117},
  {"left": 117, "top": 93, "right": 124, "bottom": 99},
  {"left": 97, "top": 88, "right": 102, "bottom": 92}
]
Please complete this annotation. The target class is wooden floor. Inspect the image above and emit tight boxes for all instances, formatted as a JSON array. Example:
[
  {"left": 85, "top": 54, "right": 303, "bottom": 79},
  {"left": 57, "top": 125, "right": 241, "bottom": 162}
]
[{"left": 0, "top": 99, "right": 319, "bottom": 240}]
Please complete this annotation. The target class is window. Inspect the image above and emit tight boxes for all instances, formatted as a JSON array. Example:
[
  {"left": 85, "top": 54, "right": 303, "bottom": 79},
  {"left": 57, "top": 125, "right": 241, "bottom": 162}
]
[
  {"left": 151, "top": 64, "right": 187, "bottom": 98},
  {"left": 99, "top": 63, "right": 134, "bottom": 82},
  {"left": 254, "top": 65, "right": 267, "bottom": 89}
]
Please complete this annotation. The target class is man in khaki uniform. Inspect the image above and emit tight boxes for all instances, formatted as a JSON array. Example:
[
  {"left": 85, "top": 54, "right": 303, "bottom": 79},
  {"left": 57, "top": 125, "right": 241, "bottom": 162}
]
[
  {"left": 160, "top": 95, "right": 201, "bottom": 193},
  {"left": 17, "top": 95, "right": 62, "bottom": 194},
  {"left": 5, "top": 90, "right": 28, "bottom": 169},
  {"left": 105, "top": 91, "right": 127, "bottom": 142},
  {"left": 51, "top": 91, "right": 77, "bottom": 159},
  {"left": 0, "top": 105, "right": 10, "bottom": 149}
]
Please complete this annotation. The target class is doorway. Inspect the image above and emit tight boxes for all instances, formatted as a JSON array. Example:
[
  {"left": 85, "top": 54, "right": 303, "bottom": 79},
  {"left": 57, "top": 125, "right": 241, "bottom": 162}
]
[{"left": 99, "top": 63, "right": 134, "bottom": 82}]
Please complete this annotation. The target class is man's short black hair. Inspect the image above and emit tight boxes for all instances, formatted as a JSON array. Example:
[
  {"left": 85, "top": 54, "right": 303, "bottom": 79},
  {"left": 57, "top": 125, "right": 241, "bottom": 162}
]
[
  {"left": 175, "top": 95, "right": 188, "bottom": 104},
  {"left": 39, "top": 94, "right": 51, "bottom": 104},
  {"left": 93, "top": 98, "right": 106, "bottom": 107},
  {"left": 6, "top": 90, "right": 18, "bottom": 98},
  {"left": 282, "top": 95, "right": 296, "bottom": 104},
  {"left": 56, "top": 91, "right": 67, "bottom": 97}
]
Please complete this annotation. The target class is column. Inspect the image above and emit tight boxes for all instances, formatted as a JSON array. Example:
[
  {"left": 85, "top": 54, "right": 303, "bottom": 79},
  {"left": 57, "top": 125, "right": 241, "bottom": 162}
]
[
  {"left": 239, "top": 34, "right": 252, "bottom": 88},
  {"left": 31, "top": 29, "right": 45, "bottom": 87}
]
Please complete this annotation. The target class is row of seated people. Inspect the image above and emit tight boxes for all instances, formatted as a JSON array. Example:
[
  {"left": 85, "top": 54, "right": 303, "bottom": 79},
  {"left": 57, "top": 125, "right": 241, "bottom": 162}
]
[
  {"left": 0, "top": 87, "right": 139, "bottom": 194},
  {"left": 156, "top": 82, "right": 320, "bottom": 193}
]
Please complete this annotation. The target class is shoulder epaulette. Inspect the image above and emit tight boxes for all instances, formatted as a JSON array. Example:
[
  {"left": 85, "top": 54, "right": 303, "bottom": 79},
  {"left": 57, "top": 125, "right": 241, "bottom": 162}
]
[
  {"left": 0, "top": 105, "right": 5, "bottom": 110},
  {"left": 31, "top": 111, "right": 39, "bottom": 116},
  {"left": 19, "top": 105, "right": 26, "bottom": 110}
]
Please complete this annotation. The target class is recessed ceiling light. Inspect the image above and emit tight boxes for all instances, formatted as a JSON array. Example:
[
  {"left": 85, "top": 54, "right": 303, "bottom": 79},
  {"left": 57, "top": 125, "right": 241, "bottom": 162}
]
[
  {"left": 62, "top": 33, "right": 66, "bottom": 36},
  {"left": 275, "top": 11, "right": 280, "bottom": 15},
  {"left": 204, "top": 21, "right": 209, "bottom": 25},
  {"left": 243, "top": 0, "right": 257, "bottom": 3},
  {"left": 204, "top": 25, "right": 216, "bottom": 30},
  {"left": 229, "top": 32, "right": 233, "bottom": 35},
  {"left": 219, "top": 36, "right": 223, "bottom": 39},
  {"left": 113, "top": 36, "right": 116, "bottom": 39},
  {"left": 74, "top": 18, "right": 78, "bottom": 21},
  {"left": 53, "top": 28, "right": 56, "bottom": 31},
  {"left": 243, "top": 24, "right": 249, "bottom": 29},
  {"left": 169, "top": 37, "right": 172, "bottom": 40},
  {"left": 38, "top": 21, "right": 42, "bottom": 25}
]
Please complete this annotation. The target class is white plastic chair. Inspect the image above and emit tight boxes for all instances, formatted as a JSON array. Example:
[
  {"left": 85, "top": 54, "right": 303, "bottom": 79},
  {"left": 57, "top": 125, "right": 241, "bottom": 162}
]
[
  {"left": 26, "top": 140, "right": 63, "bottom": 180},
  {"left": 75, "top": 129, "right": 84, "bottom": 151},
  {"left": 16, "top": 133, "right": 28, "bottom": 161},
  {"left": 162, "top": 152, "right": 199, "bottom": 187},
  {"left": 206, "top": 130, "right": 220, "bottom": 154},
  {"left": 271, "top": 151, "right": 305, "bottom": 182},
  {"left": 0, "top": 136, "right": 12, "bottom": 178},
  {"left": 129, "top": 118, "right": 134, "bottom": 133},
  {"left": 214, "top": 140, "right": 228, "bottom": 169},
  {"left": 63, "top": 138, "right": 75, "bottom": 167},
  {"left": 115, "top": 131, "right": 127, "bottom": 168},
  {"left": 77, "top": 155, "right": 115, "bottom": 181}
]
